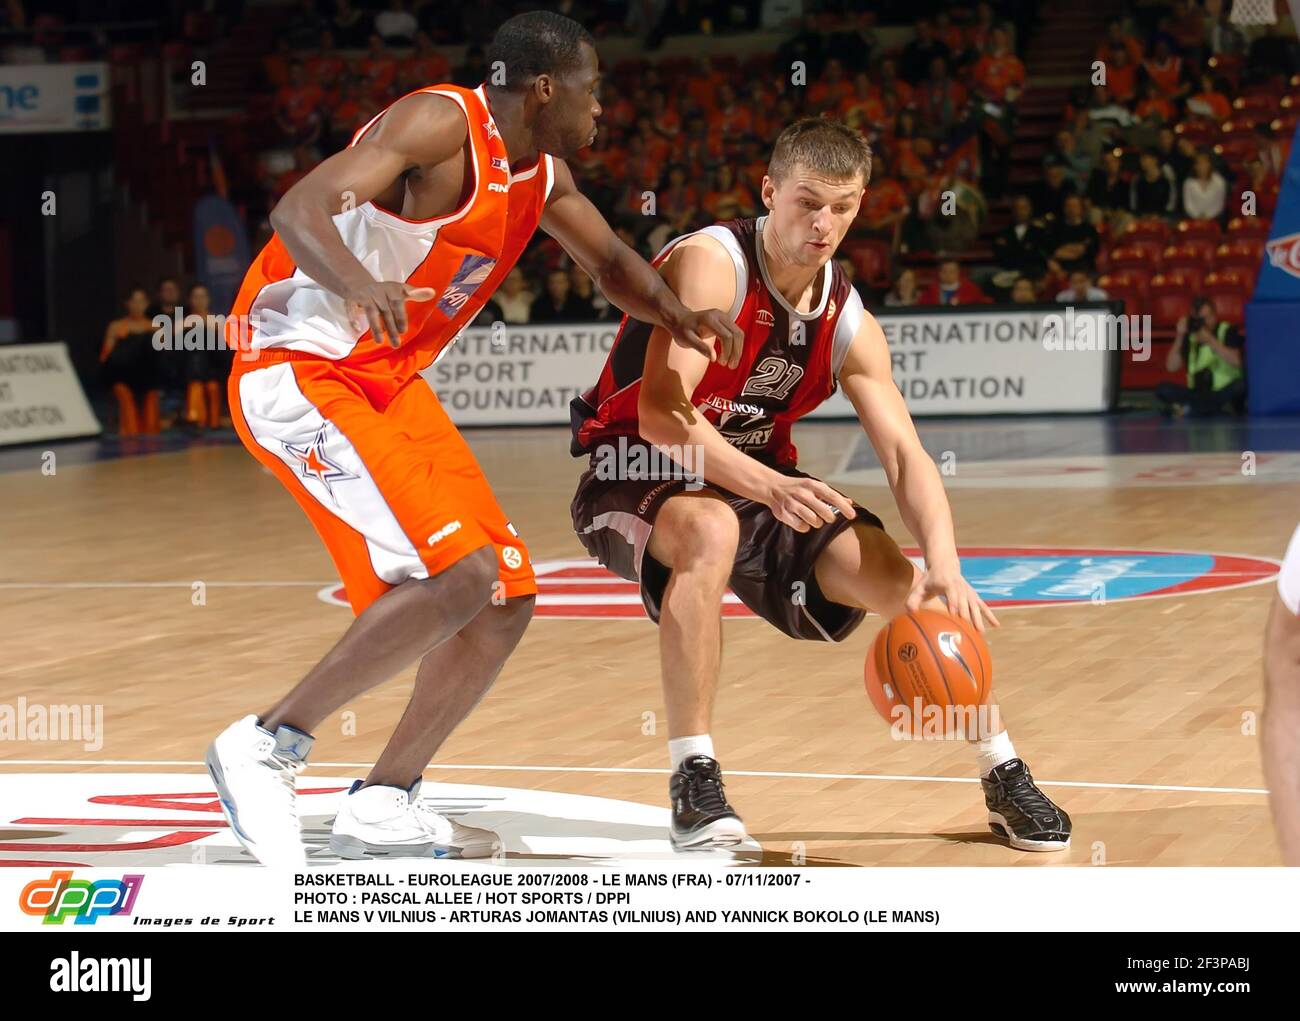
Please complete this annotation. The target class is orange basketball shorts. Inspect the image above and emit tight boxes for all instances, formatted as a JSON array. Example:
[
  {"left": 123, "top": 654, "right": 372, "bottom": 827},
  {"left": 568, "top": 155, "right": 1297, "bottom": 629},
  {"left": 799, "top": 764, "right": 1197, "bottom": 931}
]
[{"left": 229, "top": 351, "right": 535, "bottom": 615}]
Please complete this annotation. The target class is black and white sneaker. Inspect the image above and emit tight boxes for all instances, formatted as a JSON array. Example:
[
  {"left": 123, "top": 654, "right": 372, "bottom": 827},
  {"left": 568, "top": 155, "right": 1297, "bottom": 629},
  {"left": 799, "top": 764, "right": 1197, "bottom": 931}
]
[
  {"left": 669, "top": 755, "right": 747, "bottom": 850},
  {"left": 982, "top": 758, "right": 1071, "bottom": 852}
]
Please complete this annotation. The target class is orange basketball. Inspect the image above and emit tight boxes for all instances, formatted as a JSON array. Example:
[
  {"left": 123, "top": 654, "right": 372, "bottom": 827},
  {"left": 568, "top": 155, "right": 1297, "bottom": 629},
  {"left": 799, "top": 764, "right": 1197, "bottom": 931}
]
[{"left": 864, "top": 609, "right": 992, "bottom": 738}]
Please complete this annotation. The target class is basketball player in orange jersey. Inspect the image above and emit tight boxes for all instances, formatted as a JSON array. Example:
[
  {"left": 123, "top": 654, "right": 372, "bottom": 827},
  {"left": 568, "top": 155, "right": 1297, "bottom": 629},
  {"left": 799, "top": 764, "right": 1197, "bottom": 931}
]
[
  {"left": 1264, "top": 525, "right": 1300, "bottom": 865},
  {"left": 206, "top": 11, "right": 743, "bottom": 866},
  {"left": 571, "top": 119, "right": 1071, "bottom": 851}
]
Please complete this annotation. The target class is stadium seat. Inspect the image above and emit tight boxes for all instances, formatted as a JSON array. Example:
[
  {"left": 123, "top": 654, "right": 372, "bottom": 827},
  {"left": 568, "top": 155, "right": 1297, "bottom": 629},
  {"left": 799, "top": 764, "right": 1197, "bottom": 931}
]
[
  {"left": 1214, "top": 240, "right": 1264, "bottom": 276},
  {"left": 1124, "top": 220, "right": 1169, "bottom": 246},
  {"left": 842, "top": 238, "right": 893, "bottom": 288},
  {"left": 1203, "top": 270, "right": 1250, "bottom": 325},
  {"left": 1162, "top": 241, "right": 1214, "bottom": 274},
  {"left": 1175, "top": 219, "right": 1222, "bottom": 246},
  {"left": 1104, "top": 242, "right": 1161, "bottom": 273},
  {"left": 1226, "top": 216, "right": 1270, "bottom": 243},
  {"left": 1097, "top": 273, "right": 1147, "bottom": 318},
  {"left": 1148, "top": 274, "right": 1195, "bottom": 330}
]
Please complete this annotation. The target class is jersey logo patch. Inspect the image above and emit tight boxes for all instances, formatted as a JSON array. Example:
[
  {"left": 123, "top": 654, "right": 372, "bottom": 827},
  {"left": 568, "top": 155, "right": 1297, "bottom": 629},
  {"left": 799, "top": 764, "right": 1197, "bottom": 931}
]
[{"left": 437, "top": 254, "right": 498, "bottom": 317}]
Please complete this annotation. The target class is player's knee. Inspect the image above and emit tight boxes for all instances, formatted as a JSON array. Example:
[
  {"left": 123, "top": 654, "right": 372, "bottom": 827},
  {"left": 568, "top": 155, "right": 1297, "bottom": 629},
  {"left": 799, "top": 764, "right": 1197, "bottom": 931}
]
[
  {"left": 444, "top": 545, "right": 499, "bottom": 601},
  {"left": 665, "top": 500, "right": 740, "bottom": 570}
]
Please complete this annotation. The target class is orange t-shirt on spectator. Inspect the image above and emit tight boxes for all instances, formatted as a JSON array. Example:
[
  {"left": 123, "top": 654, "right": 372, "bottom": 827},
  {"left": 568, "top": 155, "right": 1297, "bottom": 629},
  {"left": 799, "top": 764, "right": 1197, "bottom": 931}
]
[
  {"left": 357, "top": 55, "right": 397, "bottom": 100},
  {"left": 808, "top": 79, "right": 853, "bottom": 110},
  {"left": 276, "top": 83, "right": 323, "bottom": 125},
  {"left": 400, "top": 53, "right": 450, "bottom": 85},
  {"left": 686, "top": 69, "right": 727, "bottom": 113},
  {"left": 856, "top": 177, "right": 908, "bottom": 228},
  {"left": 1188, "top": 90, "right": 1231, "bottom": 120},
  {"left": 306, "top": 54, "right": 346, "bottom": 88},
  {"left": 602, "top": 96, "right": 636, "bottom": 131},
  {"left": 1106, "top": 61, "right": 1138, "bottom": 103},
  {"left": 973, "top": 53, "right": 1025, "bottom": 100},
  {"left": 709, "top": 104, "right": 754, "bottom": 137},
  {"left": 739, "top": 160, "right": 767, "bottom": 196},
  {"left": 702, "top": 184, "right": 755, "bottom": 219},
  {"left": 1136, "top": 95, "right": 1176, "bottom": 121},
  {"left": 840, "top": 92, "right": 887, "bottom": 127},
  {"left": 1095, "top": 37, "right": 1143, "bottom": 65},
  {"left": 674, "top": 133, "right": 726, "bottom": 167},
  {"left": 1143, "top": 57, "right": 1184, "bottom": 97}
]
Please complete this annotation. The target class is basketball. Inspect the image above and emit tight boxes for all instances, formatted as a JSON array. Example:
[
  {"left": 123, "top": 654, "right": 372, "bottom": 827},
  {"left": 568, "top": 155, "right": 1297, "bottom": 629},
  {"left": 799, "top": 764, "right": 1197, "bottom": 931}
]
[{"left": 865, "top": 610, "right": 992, "bottom": 738}]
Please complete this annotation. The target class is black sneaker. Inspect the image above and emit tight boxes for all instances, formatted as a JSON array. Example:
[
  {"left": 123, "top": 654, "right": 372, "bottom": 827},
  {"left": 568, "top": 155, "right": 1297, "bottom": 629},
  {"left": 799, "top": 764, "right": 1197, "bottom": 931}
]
[
  {"left": 669, "top": 755, "right": 747, "bottom": 850},
  {"left": 982, "top": 759, "right": 1071, "bottom": 852}
]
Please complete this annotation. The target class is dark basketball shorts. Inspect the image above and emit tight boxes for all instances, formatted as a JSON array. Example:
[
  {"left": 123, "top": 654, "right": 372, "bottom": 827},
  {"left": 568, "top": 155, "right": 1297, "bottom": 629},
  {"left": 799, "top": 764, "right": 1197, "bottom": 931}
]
[{"left": 570, "top": 450, "right": 886, "bottom": 642}]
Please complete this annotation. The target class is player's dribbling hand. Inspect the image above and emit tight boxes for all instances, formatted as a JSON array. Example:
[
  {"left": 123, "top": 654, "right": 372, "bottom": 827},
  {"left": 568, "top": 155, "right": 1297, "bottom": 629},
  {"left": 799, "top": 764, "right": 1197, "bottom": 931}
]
[
  {"left": 672, "top": 308, "right": 745, "bottom": 369},
  {"left": 764, "top": 475, "right": 856, "bottom": 533},
  {"left": 345, "top": 282, "right": 436, "bottom": 348},
  {"left": 906, "top": 559, "right": 1000, "bottom": 633}
]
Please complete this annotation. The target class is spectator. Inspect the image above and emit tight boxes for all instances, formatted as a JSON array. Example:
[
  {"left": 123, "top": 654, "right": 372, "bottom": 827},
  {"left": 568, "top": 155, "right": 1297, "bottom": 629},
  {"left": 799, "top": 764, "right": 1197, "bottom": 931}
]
[
  {"left": 374, "top": 0, "right": 417, "bottom": 45},
  {"left": 853, "top": 153, "right": 909, "bottom": 244},
  {"left": 1046, "top": 129, "right": 1093, "bottom": 189},
  {"left": 992, "top": 193, "right": 1050, "bottom": 280},
  {"left": 1045, "top": 194, "right": 1100, "bottom": 274},
  {"left": 401, "top": 31, "right": 451, "bottom": 86},
  {"left": 306, "top": 30, "right": 347, "bottom": 102},
  {"left": 808, "top": 58, "right": 853, "bottom": 112},
  {"left": 1157, "top": 297, "right": 1245, "bottom": 416},
  {"left": 1055, "top": 269, "right": 1109, "bottom": 303},
  {"left": 286, "top": 0, "right": 325, "bottom": 50},
  {"left": 495, "top": 268, "right": 533, "bottom": 324},
  {"left": 1130, "top": 150, "right": 1176, "bottom": 218},
  {"left": 1031, "top": 159, "right": 1076, "bottom": 219},
  {"left": 1183, "top": 151, "right": 1227, "bottom": 221},
  {"left": 275, "top": 60, "right": 324, "bottom": 146},
  {"left": 327, "top": 77, "right": 374, "bottom": 150},
  {"left": 1235, "top": 156, "right": 1280, "bottom": 220},
  {"left": 1135, "top": 81, "right": 1177, "bottom": 127},
  {"left": 1103, "top": 43, "right": 1139, "bottom": 104},
  {"left": 1142, "top": 39, "right": 1192, "bottom": 104},
  {"left": 531, "top": 269, "right": 588, "bottom": 323},
  {"left": 920, "top": 259, "right": 989, "bottom": 305},
  {"left": 1087, "top": 148, "right": 1133, "bottom": 235},
  {"left": 1095, "top": 18, "right": 1144, "bottom": 65},
  {"left": 1010, "top": 276, "right": 1039, "bottom": 303},
  {"left": 330, "top": 0, "right": 370, "bottom": 48},
  {"left": 182, "top": 283, "right": 227, "bottom": 431},
  {"left": 357, "top": 34, "right": 397, "bottom": 102},
  {"left": 901, "top": 18, "right": 952, "bottom": 85},
  {"left": 915, "top": 56, "right": 967, "bottom": 141},
  {"left": 658, "top": 164, "right": 699, "bottom": 230},
  {"left": 470, "top": 298, "right": 504, "bottom": 327},
  {"left": 1187, "top": 73, "right": 1231, "bottom": 121},
  {"left": 876, "top": 56, "right": 913, "bottom": 111},
  {"left": 570, "top": 265, "right": 614, "bottom": 321},
  {"left": 100, "top": 286, "right": 162, "bottom": 436},
  {"left": 836, "top": 257, "right": 869, "bottom": 303},
  {"left": 884, "top": 267, "right": 919, "bottom": 307},
  {"left": 841, "top": 72, "right": 888, "bottom": 135},
  {"left": 701, "top": 165, "right": 756, "bottom": 220}
]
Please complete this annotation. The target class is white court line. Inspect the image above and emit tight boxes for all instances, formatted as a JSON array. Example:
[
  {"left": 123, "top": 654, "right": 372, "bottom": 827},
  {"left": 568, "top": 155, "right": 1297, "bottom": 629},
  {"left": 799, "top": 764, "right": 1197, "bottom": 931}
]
[
  {"left": 0, "top": 582, "right": 333, "bottom": 589},
  {"left": 0, "top": 759, "right": 1268, "bottom": 796}
]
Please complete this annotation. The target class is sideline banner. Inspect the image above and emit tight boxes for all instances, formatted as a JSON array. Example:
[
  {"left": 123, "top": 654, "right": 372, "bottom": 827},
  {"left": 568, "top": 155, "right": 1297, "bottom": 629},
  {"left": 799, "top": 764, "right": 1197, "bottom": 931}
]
[
  {"left": 0, "top": 342, "right": 101, "bottom": 445},
  {"left": 421, "top": 304, "right": 1120, "bottom": 427}
]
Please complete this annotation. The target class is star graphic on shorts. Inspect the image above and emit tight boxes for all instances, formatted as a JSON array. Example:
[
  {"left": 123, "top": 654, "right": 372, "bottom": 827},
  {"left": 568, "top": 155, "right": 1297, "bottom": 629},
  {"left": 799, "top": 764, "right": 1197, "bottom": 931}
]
[{"left": 283, "top": 428, "right": 358, "bottom": 502}]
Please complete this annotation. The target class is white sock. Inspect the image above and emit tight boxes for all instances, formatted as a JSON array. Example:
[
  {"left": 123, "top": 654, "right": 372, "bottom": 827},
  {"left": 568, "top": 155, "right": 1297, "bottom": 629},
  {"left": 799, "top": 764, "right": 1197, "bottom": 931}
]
[
  {"left": 975, "top": 730, "right": 1017, "bottom": 778},
  {"left": 668, "top": 734, "right": 715, "bottom": 771}
]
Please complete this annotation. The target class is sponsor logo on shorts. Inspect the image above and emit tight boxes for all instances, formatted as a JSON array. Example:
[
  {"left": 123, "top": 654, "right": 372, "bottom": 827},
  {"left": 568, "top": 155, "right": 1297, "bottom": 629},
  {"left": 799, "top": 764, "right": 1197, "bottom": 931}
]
[
  {"left": 502, "top": 546, "right": 523, "bottom": 569},
  {"left": 427, "top": 520, "right": 462, "bottom": 546},
  {"left": 283, "top": 428, "right": 358, "bottom": 502},
  {"left": 638, "top": 480, "right": 679, "bottom": 515}
]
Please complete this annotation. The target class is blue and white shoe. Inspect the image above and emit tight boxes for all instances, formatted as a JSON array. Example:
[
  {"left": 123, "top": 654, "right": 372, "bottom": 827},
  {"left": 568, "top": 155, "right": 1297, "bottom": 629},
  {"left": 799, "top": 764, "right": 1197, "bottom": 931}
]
[
  {"left": 330, "top": 780, "right": 499, "bottom": 860},
  {"left": 206, "top": 714, "right": 312, "bottom": 867}
]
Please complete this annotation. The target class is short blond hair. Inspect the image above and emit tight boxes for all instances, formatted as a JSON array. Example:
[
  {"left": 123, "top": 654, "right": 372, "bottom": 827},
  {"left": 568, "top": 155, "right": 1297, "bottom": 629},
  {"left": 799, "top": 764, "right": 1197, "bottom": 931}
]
[{"left": 768, "top": 117, "right": 873, "bottom": 186}]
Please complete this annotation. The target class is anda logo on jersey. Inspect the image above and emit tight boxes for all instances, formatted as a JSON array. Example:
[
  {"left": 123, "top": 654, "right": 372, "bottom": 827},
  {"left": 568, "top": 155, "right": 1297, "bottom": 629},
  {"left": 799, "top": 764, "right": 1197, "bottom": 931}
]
[{"left": 437, "top": 254, "right": 498, "bottom": 317}]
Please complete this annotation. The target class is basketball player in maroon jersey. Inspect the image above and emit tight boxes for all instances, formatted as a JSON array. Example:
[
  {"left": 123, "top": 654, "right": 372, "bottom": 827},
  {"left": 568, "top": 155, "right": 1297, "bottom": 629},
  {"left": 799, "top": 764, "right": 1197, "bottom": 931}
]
[{"left": 570, "top": 119, "right": 1071, "bottom": 852}]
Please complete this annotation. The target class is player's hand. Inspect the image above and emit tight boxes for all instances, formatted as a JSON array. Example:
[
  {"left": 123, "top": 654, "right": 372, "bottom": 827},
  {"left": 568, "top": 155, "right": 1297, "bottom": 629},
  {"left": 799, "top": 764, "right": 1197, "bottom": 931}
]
[
  {"left": 906, "top": 558, "right": 1000, "bottom": 632},
  {"left": 671, "top": 307, "right": 744, "bottom": 369},
  {"left": 345, "top": 281, "right": 436, "bottom": 348},
  {"left": 763, "top": 474, "right": 856, "bottom": 533}
]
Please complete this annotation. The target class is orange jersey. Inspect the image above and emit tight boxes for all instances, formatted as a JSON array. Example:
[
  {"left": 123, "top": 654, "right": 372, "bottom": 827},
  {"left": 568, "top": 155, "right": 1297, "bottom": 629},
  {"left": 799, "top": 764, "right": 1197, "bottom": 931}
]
[{"left": 229, "top": 83, "right": 554, "bottom": 401}]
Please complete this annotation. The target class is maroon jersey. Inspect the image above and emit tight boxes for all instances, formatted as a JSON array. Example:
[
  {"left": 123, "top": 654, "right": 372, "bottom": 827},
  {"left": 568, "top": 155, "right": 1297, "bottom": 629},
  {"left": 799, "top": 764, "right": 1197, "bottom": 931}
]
[{"left": 570, "top": 216, "right": 864, "bottom": 468}]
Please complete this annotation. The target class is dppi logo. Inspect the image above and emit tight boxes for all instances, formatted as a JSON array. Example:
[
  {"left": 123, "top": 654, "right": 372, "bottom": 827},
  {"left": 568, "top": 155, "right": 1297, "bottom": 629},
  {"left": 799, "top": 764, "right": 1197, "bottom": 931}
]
[
  {"left": 19, "top": 870, "right": 144, "bottom": 925},
  {"left": 1266, "top": 232, "right": 1300, "bottom": 279}
]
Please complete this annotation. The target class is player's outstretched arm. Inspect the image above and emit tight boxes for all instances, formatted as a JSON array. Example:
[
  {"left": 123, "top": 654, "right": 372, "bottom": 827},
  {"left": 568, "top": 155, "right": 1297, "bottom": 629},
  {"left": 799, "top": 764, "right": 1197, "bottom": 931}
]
[
  {"left": 637, "top": 237, "right": 854, "bottom": 533},
  {"left": 269, "top": 93, "right": 467, "bottom": 346},
  {"left": 838, "top": 316, "right": 998, "bottom": 630},
  {"left": 540, "top": 159, "right": 743, "bottom": 368}
]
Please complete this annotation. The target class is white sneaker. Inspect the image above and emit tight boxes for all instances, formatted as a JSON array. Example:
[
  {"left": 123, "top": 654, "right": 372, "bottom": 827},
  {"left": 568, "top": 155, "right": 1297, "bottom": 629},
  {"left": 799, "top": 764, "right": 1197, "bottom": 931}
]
[
  {"left": 330, "top": 780, "right": 500, "bottom": 860},
  {"left": 206, "top": 715, "right": 313, "bottom": 867}
]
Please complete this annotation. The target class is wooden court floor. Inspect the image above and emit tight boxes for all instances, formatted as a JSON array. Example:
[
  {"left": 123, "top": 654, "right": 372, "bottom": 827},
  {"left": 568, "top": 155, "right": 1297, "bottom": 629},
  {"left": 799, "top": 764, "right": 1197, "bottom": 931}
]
[{"left": 2, "top": 417, "right": 1297, "bottom": 866}]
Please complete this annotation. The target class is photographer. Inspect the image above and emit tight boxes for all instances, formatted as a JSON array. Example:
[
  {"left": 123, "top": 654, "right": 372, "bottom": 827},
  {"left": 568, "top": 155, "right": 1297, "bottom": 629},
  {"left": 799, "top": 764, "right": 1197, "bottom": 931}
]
[{"left": 1156, "top": 297, "right": 1245, "bottom": 417}]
